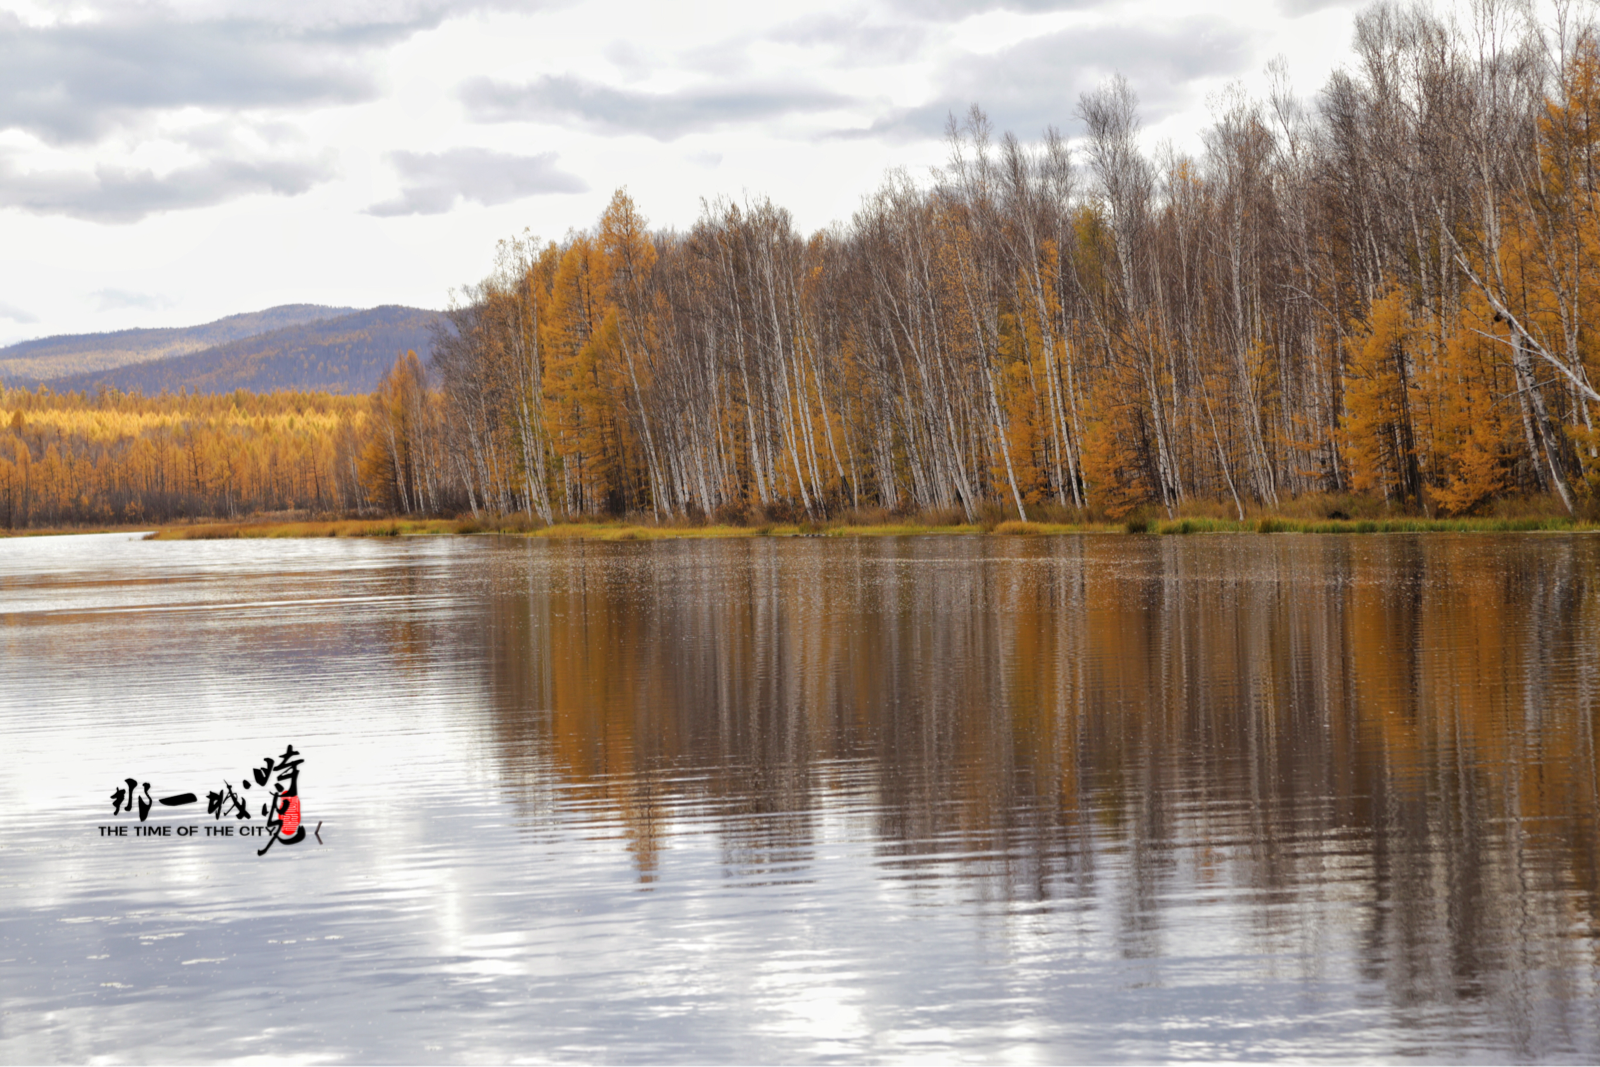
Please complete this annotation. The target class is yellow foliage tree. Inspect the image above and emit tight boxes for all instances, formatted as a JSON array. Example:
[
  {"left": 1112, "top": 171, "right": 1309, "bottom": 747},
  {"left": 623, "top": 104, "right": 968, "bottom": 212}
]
[{"left": 1343, "top": 286, "right": 1423, "bottom": 505}]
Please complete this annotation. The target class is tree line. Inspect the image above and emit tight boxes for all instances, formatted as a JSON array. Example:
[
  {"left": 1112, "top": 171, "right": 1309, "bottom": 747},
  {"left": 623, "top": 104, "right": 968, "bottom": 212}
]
[
  {"left": 424, "top": 1, "right": 1600, "bottom": 523},
  {"left": 0, "top": 389, "right": 376, "bottom": 527}
]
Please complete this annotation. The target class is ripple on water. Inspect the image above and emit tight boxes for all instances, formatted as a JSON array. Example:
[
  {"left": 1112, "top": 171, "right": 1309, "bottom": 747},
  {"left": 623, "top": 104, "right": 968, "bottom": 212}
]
[{"left": 1, "top": 532, "right": 1598, "bottom": 1062}]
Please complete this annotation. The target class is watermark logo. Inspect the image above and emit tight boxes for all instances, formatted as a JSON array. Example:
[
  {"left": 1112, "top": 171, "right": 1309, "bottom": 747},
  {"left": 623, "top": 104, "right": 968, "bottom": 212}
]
[{"left": 101, "top": 744, "right": 320, "bottom": 855}]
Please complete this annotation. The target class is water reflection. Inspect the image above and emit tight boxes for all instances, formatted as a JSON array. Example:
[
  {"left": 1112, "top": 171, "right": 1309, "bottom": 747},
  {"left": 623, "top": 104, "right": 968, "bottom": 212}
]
[
  {"left": 1, "top": 532, "right": 1598, "bottom": 1062},
  {"left": 477, "top": 536, "right": 1600, "bottom": 1050}
]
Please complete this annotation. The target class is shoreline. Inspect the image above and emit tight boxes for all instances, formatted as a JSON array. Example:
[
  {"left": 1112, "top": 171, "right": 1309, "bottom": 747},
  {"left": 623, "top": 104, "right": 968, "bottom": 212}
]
[{"left": 5, "top": 513, "right": 1598, "bottom": 541}]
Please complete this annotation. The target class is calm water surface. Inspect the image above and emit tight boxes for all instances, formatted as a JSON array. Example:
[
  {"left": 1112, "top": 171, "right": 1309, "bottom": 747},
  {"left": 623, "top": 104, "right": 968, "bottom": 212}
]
[{"left": 1, "top": 532, "right": 1598, "bottom": 1063}]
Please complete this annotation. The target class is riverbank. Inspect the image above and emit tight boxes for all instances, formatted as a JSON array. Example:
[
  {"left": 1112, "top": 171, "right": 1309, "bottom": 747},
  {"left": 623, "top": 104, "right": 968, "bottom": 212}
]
[
  {"left": 136, "top": 517, "right": 1005, "bottom": 540},
  {"left": 8, "top": 496, "right": 1598, "bottom": 541},
  {"left": 112, "top": 512, "right": 1600, "bottom": 540}
]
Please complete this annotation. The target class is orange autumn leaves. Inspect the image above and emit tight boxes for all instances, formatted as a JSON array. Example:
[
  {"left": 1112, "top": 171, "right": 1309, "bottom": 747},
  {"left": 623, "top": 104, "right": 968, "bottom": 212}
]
[{"left": 0, "top": 388, "right": 370, "bottom": 527}]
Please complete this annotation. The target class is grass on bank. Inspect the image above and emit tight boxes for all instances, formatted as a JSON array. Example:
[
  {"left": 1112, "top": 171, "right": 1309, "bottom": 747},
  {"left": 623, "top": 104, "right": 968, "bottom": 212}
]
[
  {"left": 135, "top": 514, "right": 1597, "bottom": 541},
  {"left": 138, "top": 512, "right": 1025, "bottom": 540},
  {"left": 1136, "top": 515, "right": 1591, "bottom": 535},
  {"left": 21, "top": 492, "right": 1600, "bottom": 541}
]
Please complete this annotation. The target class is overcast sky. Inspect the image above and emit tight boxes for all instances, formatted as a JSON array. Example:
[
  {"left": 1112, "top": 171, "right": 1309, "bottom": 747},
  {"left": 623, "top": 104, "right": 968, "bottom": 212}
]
[{"left": 0, "top": 0, "right": 1377, "bottom": 346}]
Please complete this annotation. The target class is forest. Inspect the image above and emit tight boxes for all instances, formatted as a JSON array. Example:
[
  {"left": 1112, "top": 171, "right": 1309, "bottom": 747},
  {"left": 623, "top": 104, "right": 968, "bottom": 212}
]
[
  {"left": 0, "top": 389, "right": 367, "bottom": 528},
  {"left": 7, "top": 1, "right": 1600, "bottom": 530}
]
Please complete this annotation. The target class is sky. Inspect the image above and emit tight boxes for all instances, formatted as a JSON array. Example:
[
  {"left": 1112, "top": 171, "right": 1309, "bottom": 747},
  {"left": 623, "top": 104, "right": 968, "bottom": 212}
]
[{"left": 0, "top": 0, "right": 1375, "bottom": 346}]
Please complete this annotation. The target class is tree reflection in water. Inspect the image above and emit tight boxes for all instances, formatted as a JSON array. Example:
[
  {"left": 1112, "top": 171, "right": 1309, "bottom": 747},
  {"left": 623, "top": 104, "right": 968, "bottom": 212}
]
[{"left": 479, "top": 535, "right": 1600, "bottom": 1037}]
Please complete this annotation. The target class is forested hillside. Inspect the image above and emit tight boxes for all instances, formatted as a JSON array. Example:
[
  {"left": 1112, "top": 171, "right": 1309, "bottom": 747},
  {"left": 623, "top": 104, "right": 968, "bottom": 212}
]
[
  {"left": 0, "top": 304, "right": 356, "bottom": 384},
  {"left": 48, "top": 306, "right": 444, "bottom": 396}
]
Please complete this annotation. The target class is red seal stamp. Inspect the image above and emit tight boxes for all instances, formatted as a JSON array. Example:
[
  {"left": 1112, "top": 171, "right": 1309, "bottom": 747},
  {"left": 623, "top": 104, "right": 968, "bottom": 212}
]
[{"left": 277, "top": 795, "right": 302, "bottom": 835}]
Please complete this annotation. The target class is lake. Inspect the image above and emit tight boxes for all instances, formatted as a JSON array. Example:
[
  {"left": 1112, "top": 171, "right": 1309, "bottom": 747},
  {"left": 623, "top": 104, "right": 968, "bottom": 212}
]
[{"left": 1, "top": 531, "right": 1598, "bottom": 1063}]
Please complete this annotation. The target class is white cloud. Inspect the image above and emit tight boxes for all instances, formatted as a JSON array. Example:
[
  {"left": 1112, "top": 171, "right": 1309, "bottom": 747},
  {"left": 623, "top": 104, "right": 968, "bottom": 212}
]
[
  {"left": 854, "top": 18, "right": 1253, "bottom": 141},
  {"left": 0, "top": 0, "right": 1385, "bottom": 341},
  {"left": 460, "top": 75, "right": 854, "bottom": 140},
  {"left": 91, "top": 288, "right": 173, "bottom": 312},
  {"left": 367, "top": 148, "right": 587, "bottom": 216},
  {"left": 0, "top": 150, "right": 337, "bottom": 222},
  {"left": 0, "top": 298, "right": 37, "bottom": 323},
  {"left": 0, "top": 9, "right": 381, "bottom": 145}
]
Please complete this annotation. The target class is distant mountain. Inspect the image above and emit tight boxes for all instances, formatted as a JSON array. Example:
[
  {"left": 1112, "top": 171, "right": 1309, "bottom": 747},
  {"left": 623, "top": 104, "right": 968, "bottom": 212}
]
[
  {"left": 0, "top": 304, "right": 358, "bottom": 385},
  {"left": 47, "top": 306, "right": 446, "bottom": 396}
]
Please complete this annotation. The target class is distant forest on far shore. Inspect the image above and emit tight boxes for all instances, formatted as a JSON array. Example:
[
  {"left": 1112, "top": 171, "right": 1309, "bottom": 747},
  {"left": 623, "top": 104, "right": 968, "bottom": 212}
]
[{"left": 7, "top": 1, "right": 1600, "bottom": 530}]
